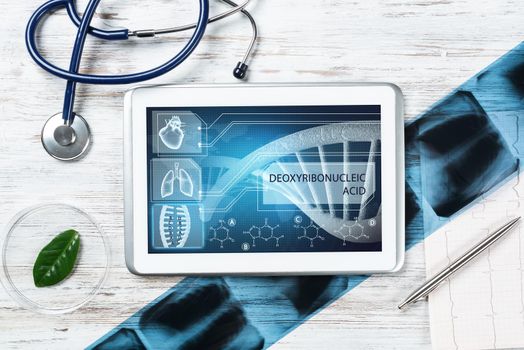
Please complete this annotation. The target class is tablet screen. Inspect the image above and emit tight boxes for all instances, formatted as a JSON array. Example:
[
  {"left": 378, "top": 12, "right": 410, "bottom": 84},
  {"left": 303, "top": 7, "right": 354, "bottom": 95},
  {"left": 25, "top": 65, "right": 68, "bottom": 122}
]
[{"left": 147, "top": 105, "right": 382, "bottom": 253}]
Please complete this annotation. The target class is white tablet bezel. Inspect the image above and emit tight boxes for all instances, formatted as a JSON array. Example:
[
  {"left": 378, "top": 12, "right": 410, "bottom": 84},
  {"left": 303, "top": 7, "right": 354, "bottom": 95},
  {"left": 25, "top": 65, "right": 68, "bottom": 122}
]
[{"left": 124, "top": 84, "right": 404, "bottom": 275}]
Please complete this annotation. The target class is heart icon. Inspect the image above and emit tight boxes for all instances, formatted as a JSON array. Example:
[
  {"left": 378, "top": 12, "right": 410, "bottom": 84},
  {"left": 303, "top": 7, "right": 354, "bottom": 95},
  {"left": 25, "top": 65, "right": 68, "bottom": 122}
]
[{"left": 159, "top": 116, "right": 185, "bottom": 150}]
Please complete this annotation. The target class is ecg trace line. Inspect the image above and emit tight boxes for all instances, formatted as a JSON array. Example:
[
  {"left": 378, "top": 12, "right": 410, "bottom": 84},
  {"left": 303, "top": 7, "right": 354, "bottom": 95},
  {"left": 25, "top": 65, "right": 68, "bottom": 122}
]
[
  {"left": 444, "top": 230, "right": 459, "bottom": 350},
  {"left": 511, "top": 113, "right": 524, "bottom": 334}
]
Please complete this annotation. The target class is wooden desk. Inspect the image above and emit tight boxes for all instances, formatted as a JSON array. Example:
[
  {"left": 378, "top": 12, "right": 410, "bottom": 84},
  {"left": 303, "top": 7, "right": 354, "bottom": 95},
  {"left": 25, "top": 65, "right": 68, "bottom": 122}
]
[{"left": 0, "top": 0, "right": 522, "bottom": 348}]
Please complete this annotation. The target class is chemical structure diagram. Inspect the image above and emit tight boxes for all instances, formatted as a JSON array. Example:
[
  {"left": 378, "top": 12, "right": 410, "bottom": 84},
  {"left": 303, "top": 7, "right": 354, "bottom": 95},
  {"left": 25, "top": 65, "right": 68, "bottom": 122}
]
[
  {"left": 243, "top": 218, "right": 283, "bottom": 247},
  {"left": 209, "top": 220, "right": 234, "bottom": 248},
  {"left": 295, "top": 220, "right": 325, "bottom": 247},
  {"left": 334, "top": 220, "right": 370, "bottom": 246}
]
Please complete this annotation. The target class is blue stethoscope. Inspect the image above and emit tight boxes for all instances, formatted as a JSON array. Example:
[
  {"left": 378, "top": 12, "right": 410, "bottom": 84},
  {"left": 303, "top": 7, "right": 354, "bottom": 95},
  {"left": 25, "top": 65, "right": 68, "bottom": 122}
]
[{"left": 26, "top": 0, "right": 257, "bottom": 160}]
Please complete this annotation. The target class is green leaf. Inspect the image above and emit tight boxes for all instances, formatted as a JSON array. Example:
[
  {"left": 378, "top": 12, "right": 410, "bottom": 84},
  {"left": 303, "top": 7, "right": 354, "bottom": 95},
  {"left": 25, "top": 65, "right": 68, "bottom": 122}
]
[{"left": 33, "top": 229, "right": 80, "bottom": 288}]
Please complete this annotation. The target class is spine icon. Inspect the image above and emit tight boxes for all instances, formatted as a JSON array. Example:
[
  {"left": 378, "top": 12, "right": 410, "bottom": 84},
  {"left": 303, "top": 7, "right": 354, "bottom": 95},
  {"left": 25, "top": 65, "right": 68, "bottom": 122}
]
[{"left": 159, "top": 205, "right": 191, "bottom": 248}]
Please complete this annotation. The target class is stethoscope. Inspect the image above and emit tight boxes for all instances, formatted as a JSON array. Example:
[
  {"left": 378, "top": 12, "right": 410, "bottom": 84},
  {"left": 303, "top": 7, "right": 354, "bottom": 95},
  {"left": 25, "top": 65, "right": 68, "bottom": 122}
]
[{"left": 26, "top": 0, "right": 257, "bottom": 161}]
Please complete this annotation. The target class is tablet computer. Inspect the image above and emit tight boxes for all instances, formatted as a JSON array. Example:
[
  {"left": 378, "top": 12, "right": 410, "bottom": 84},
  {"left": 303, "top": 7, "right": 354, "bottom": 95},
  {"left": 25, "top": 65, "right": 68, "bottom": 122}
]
[{"left": 124, "top": 84, "right": 404, "bottom": 275}]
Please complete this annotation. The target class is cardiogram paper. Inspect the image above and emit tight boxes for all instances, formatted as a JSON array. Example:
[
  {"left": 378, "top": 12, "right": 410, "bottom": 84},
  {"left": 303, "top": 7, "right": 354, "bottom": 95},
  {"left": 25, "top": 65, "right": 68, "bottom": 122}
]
[
  {"left": 418, "top": 43, "right": 524, "bottom": 349},
  {"left": 425, "top": 174, "right": 524, "bottom": 350}
]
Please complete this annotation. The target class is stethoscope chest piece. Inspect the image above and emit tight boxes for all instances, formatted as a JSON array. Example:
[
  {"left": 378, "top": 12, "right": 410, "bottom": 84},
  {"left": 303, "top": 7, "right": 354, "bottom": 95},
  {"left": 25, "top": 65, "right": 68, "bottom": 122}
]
[{"left": 41, "top": 113, "right": 91, "bottom": 161}]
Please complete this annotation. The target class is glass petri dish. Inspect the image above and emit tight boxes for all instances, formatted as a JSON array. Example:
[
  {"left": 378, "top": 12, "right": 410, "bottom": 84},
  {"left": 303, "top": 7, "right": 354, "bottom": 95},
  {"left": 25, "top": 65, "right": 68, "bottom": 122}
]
[{"left": 0, "top": 204, "right": 110, "bottom": 314}]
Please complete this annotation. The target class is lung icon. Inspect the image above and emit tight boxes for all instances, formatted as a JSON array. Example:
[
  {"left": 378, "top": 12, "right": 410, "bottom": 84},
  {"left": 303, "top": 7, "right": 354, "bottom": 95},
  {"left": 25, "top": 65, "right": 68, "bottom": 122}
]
[
  {"left": 161, "top": 170, "right": 175, "bottom": 198},
  {"left": 178, "top": 163, "right": 194, "bottom": 198},
  {"left": 159, "top": 116, "right": 185, "bottom": 150},
  {"left": 161, "top": 162, "right": 194, "bottom": 199}
]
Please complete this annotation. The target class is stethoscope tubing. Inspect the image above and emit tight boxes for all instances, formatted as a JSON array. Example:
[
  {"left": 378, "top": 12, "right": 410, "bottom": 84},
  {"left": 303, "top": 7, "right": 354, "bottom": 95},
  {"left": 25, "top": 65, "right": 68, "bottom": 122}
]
[
  {"left": 130, "top": 0, "right": 251, "bottom": 36},
  {"left": 63, "top": 0, "right": 100, "bottom": 122},
  {"left": 65, "top": 0, "right": 129, "bottom": 40},
  {"left": 26, "top": 0, "right": 210, "bottom": 85}
]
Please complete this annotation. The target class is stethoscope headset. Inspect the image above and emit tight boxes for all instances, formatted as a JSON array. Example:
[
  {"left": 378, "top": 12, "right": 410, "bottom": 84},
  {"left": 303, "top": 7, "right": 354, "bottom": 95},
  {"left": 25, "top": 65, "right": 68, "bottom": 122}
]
[{"left": 26, "top": 0, "right": 257, "bottom": 160}]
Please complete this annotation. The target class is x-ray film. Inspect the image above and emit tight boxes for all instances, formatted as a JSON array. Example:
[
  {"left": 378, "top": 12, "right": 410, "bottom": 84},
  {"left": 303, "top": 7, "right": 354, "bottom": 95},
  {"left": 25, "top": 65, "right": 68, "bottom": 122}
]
[
  {"left": 148, "top": 106, "right": 382, "bottom": 253},
  {"left": 406, "top": 43, "right": 524, "bottom": 236}
]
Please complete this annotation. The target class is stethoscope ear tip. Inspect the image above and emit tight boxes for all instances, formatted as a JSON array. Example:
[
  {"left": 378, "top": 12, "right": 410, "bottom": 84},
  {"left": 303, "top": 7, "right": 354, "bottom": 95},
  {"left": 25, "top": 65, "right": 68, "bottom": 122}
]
[
  {"left": 233, "top": 62, "right": 249, "bottom": 80},
  {"left": 41, "top": 113, "right": 91, "bottom": 161}
]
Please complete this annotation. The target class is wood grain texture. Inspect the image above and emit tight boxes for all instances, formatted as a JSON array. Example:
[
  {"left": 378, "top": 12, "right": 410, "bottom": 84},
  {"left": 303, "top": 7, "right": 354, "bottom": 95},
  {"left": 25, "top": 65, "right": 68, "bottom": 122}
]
[{"left": 0, "top": 0, "right": 523, "bottom": 349}]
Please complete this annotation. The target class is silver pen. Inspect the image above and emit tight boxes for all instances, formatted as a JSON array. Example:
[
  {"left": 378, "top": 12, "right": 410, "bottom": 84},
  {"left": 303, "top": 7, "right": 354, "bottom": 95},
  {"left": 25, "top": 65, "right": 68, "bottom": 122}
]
[{"left": 398, "top": 216, "right": 521, "bottom": 310}]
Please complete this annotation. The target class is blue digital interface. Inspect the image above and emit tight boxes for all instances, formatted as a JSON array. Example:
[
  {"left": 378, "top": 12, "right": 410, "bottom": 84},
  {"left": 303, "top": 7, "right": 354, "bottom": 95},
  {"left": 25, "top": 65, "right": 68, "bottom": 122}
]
[{"left": 147, "top": 105, "right": 382, "bottom": 253}]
